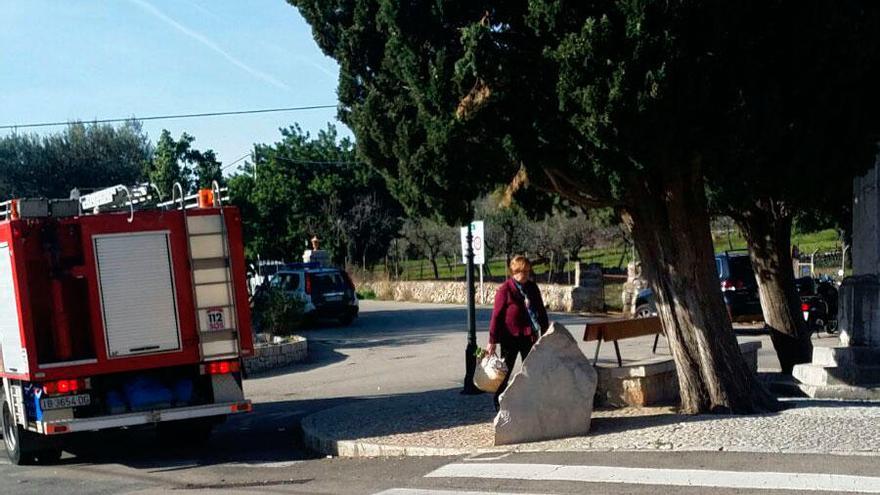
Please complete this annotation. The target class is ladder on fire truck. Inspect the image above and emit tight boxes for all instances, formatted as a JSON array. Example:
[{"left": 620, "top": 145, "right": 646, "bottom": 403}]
[{"left": 176, "top": 183, "right": 241, "bottom": 361}]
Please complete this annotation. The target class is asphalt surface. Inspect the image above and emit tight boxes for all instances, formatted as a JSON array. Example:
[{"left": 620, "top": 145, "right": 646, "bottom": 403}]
[{"left": 0, "top": 300, "right": 859, "bottom": 495}]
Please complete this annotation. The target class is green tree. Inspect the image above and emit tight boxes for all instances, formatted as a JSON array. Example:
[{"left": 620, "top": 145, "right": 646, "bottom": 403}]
[
  {"left": 229, "top": 124, "right": 402, "bottom": 265},
  {"left": 191, "top": 149, "right": 224, "bottom": 190},
  {"left": 146, "top": 130, "right": 223, "bottom": 198},
  {"left": 0, "top": 120, "right": 151, "bottom": 199},
  {"left": 148, "top": 130, "right": 194, "bottom": 199},
  {"left": 292, "top": 0, "right": 845, "bottom": 412},
  {"left": 706, "top": 4, "right": 880, "bottom": 374}
]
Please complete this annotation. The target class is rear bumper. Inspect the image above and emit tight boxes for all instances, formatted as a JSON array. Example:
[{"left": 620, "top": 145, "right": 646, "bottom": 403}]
[
  {"left": 723, "top": 293, "right": 762, "bottom": 320},
  {"left": 33, "top": 400, "right": 252, "bottom": 435}
]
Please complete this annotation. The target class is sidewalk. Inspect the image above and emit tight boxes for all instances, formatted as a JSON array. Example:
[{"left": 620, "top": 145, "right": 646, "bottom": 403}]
[{"left": 302, "top": 331, "right": 880, "bottom": 458}]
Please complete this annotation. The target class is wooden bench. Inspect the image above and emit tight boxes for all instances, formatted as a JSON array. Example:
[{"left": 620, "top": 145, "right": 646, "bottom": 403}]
[{"left": 583, "top": 316, "right": 664, "bottom": 367}]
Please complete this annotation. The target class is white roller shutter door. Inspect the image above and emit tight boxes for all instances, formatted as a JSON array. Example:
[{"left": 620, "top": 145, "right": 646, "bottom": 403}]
[{"left": 94, "top": 232, "right": 181, "bottom": 357}]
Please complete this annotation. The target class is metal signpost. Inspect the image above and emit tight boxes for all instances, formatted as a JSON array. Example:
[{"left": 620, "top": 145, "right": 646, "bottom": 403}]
[{"left": 461, "top": 221, "right": 484, "bottom": 394}]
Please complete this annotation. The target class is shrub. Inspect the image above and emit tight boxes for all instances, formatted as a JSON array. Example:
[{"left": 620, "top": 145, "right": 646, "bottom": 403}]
[
  {"left": 357, "top": 289, "right": 377, "bottom": 300},
  {"left": 255, "top": 287, "right": 305, "bottom": 337}
]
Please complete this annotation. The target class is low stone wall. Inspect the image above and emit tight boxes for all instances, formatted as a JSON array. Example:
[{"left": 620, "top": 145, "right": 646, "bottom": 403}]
[
  {"left": 596, "top": 341, "right": 761, "bottom": 407},
  {"left": 359, "top": 279, "right": 604, "bottom": 313},
  {"left": 243, "top": 336, "right": 308, "bottom": 375}
]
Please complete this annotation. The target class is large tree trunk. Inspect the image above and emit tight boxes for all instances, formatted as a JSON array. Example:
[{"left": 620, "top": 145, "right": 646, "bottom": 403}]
[
  {"left": 734, "top": 205, "right": 812, "bottom": 374},
  {"left": 619, "top": 166, "right": 779, "bottom": 414}
]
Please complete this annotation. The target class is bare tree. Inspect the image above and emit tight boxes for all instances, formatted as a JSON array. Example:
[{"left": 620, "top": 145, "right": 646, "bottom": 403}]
[{"left": 402, "top": 218, "right": 453, "bottom": 280}]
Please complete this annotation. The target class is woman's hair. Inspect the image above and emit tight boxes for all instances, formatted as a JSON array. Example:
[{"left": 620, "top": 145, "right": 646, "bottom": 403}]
[{"left": 509, "top": 255, "right": 532, "bottom": 275}]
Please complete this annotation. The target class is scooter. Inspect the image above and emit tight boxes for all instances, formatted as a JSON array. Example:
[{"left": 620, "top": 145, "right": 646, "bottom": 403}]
[{"left": 798, "top": 275, "right": 838, "bottom": 334}]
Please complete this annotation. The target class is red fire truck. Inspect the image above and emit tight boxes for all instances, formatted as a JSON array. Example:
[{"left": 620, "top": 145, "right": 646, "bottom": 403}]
[{"left": 0, "top": 184, "right": 253, "bottom": 464}]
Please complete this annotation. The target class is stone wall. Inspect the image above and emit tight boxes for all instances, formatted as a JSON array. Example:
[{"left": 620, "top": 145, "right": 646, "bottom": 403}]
[
  {"left": 243, "top": 336, "right": 308, "bottom": 375},
  {"left": 359, "top": 276, "right": 604, "bottom": 313}
]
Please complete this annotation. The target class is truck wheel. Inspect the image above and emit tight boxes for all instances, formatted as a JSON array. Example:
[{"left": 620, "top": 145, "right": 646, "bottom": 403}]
[{"left": 1, "top": 399, "right": 36, "bottom": 465}]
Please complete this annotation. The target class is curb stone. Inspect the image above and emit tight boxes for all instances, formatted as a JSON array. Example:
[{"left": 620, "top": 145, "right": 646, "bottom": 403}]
[{"left": 299, "top": 392, "right": 880, "bottom": 459}]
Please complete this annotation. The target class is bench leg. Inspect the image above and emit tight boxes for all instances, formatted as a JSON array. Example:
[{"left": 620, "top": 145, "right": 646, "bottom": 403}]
[
  {"left": 593, "top": 339, "right": 602, "bottom": 366},
  {"left": 613, "top": 340, "right": 623, "bottom": 367}
]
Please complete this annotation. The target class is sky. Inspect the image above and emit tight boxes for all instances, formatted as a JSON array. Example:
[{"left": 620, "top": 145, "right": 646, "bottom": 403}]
[{"left": 0, "top": 0, "right": 348, "bottom": 170}]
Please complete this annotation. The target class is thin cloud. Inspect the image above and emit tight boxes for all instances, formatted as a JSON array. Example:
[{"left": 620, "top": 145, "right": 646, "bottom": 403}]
[
  {"left": 127, "top": 0, "right": 291, "bottom": 91},
  {"left": 292, "top": 54, "right": 337, "bottom": 80}
]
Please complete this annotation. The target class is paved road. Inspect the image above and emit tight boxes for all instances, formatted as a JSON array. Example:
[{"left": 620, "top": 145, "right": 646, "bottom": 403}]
[{"left": 0, "top": 300, "right": 852, "bottom": 494}]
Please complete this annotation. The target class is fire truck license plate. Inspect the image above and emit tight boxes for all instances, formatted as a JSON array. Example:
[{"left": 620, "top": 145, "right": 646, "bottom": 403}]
[{"left": 40, "top": 394, "right": 91, "bottom": 410}]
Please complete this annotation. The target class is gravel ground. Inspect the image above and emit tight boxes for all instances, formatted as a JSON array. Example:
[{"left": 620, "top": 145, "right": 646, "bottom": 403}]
[{"left": 305, "top": 389, "right": 880, "bottom": 456}]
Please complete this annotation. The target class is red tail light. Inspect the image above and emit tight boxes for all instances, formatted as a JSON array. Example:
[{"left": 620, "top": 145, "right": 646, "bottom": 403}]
[
  {"left": 721, "top": 280, "right": 736, "bottom": 292},
  {"left": 42, "top": 378, "right": 88, "bottom": 395},
  {"left": 205, "top": 360, "right": 240, "bottom": 375},
  {"left": 305, "top": 273, "right": 312, "bottom": 294},
  {"left": 801, "top": 302, "right": 811, "bottom": 312}
]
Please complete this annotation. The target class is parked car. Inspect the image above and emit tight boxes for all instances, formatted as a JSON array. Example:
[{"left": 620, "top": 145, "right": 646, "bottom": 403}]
[
  {"left": 253, "top": 262, "right": 359, "bottom": 326},
  {"left": 633, "top": 251, "right": 763, "bottom": 321}
]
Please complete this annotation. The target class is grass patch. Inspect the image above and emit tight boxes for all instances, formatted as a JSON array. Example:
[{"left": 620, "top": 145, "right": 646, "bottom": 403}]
[{"left": 357, "top": 289, "right": 377, "bottom": 300}]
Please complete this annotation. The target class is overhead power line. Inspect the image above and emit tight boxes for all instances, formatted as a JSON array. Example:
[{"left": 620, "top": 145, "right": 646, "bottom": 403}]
[
  {"left": 220, "top": 153, "right": 363, "bottom": 172},
  {"left": 221, "top": 153, "right": 253, "bottom": 171},
  {"left": 0, "top": 105, "right": 339, "bottom": 130}
]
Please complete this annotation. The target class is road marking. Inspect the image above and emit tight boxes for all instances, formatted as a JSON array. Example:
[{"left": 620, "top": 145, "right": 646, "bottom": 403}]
[
  {"left": 221, "top": 460, "right": 305, "bottom": 468},
  {"left": 425, "top": 463, "right": 880, "bottom": 493},
  {"left": 375, "top": 490, "right": 550, "bottom": 495},
  {"left": 464, "top": 452, "right": 511, "bottom": 462}
]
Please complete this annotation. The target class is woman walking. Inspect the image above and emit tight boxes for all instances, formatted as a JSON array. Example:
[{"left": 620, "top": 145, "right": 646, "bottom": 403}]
[{"left": 486, "top": 255, "right": 549, "bottom": 409}]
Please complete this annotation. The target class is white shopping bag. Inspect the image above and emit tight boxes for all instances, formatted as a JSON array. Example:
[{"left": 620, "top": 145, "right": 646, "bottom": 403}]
[{"left": 473, "top": 353, "right": 509, "bottom": 393}]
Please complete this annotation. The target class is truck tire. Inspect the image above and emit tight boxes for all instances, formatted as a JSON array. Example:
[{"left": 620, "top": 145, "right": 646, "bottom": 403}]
[{"left": 1, "top": 398, "right": 36, "bottom": 465}]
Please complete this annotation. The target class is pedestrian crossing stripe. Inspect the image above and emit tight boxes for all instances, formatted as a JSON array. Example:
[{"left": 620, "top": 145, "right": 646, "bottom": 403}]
[{"left": 424, "top": 462, "right": 880, "bottom": 494}]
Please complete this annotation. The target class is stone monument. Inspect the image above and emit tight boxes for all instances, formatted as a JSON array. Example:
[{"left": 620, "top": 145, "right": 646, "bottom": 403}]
[
  {"left": 792, "top": 164, "right": 880, "bottom": 399},
  {"left": 494, "top": 322, "right": 598, "bottom": 445},
  {"left": 570, "top": 262, "right": 605, "bottom": 313}
]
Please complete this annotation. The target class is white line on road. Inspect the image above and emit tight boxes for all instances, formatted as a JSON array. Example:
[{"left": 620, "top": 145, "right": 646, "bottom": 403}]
[{"left": 425, "top": 463, "right": 880, "bottom": 493}]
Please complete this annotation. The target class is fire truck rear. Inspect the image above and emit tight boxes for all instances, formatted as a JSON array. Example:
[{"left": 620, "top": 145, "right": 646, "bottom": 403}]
[{"left": 0, "top": 184, "right": 253, "bottom": 464}]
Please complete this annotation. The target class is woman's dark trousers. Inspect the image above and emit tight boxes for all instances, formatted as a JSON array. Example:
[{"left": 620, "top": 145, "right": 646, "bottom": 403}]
[{"left": 493, "top": 334, "right": 534, "bottom": 410}]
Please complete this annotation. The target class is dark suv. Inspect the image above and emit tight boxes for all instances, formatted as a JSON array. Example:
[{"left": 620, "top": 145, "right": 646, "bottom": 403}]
[
  {"left": 254, "top": 262, "right": 359, "bottom": 326},
  {"left": 634, "top": 251, "right": 763, "bottom": 322}
]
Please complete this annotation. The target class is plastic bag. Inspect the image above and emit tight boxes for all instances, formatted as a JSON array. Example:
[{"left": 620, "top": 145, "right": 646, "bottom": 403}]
[{"left": 473, "top": 354, "right": 509, "bottom": 393}]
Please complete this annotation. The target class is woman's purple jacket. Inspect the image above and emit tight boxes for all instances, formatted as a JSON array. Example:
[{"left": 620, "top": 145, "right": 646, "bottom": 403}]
[{"left": 488, "top": 278, "right": 550, "bottom": 344}]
